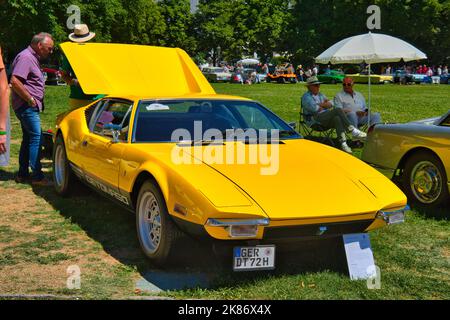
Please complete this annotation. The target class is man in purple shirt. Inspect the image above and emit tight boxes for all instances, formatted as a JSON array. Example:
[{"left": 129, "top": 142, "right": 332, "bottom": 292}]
[{"left": 10, "top": 32, "right": 54, "bottom": 186}]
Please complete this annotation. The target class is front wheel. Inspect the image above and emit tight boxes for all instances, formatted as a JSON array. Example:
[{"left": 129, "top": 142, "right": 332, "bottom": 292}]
[
  {"left": 136, "top": 181, "right": 182, "bottom": 266},
  {"left": 52, "top": 134, "right": 77, "bottom": 196},
  {"left": 403, "top": 152, "right": 449, "bottom": 207}
]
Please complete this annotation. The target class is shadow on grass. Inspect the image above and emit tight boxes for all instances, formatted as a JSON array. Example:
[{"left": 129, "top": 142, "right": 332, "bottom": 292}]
[
  {"left": 408, "top": 202, "right": 449, "bottom": 221},
  {"left": 0, "top": 169, "right": 15, "bottom": 182},
  {"left": 29, "top": 183, "right": 349, "bottom": 292}
]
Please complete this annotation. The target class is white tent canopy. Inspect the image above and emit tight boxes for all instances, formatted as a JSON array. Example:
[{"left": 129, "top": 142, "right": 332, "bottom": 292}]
[
  {"left": 237, "top": 58, "right": 260, "bottom": 65},
  {"left": 316, "top": 32, "right": 427, "bottom": 64},
  {"left": 315, "top": 32, "right": 427, "bottom": 128}
]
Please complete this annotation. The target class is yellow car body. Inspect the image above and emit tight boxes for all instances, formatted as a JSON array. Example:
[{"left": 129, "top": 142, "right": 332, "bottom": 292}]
[
  {"left": 54, "top": 42, "right": 407, "bottom": 268},
  {"left": 347, "top": 73, "right": 394, "bottom": 84}
]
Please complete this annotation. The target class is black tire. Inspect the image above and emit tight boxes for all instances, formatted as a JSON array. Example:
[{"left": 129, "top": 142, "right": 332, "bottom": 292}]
[
  {"left": 402, "top": 151, "right": 449, "bottom": 207},
  {"left": 52, "top": 134, "right": 77, "bottom": 196},
  {"left": 136, "top": 180, "right": 182, "bottom": 266}
]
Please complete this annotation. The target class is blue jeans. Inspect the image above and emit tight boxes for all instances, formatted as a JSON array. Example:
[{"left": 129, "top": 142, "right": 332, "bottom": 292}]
[
  {"left": 346, "top": 111, "right": 382, "bottom": 128},
  {"left": 14, "top": 105, "right": 44, "bottom": 181}
]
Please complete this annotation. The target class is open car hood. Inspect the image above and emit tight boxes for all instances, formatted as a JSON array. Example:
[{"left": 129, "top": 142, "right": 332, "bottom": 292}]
[{"left": 59, "top": 42, "right": 215, "bottom": 97}]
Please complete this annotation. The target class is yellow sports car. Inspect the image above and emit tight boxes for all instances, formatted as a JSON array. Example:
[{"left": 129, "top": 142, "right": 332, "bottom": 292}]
[
  {"left": 346, "top": 72, "right": 393, "bottom": 84},
  {"left": 53, "top": 42, "right": 407, "bottom": 270}
]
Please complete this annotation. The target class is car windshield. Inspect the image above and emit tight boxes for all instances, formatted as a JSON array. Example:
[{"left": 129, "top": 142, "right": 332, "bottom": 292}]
[
  {"left": 440, "top": 112, "right": 450, "bottom": 127},
  {"left": 133, "top": 99, "right": 301, "bottom": 143}
]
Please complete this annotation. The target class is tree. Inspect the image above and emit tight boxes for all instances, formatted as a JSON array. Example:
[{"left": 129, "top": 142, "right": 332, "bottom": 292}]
[
  {"left": 157, "top": 0, "right": 198, "bottom": 56},
  {"left": 194, "top": 0, "right": 290, "bottom": 64},
  {"left": 287, "top": 0, "right": 450, "bottom": 66},
  {"left": 112, "top": 0, "right": 165, "bottom": 45}
]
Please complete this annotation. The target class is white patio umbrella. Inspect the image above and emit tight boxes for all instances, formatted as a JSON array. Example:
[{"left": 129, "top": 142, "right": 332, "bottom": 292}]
[{"left": 315, "top": 32, "right": 427, "bottom": 127}]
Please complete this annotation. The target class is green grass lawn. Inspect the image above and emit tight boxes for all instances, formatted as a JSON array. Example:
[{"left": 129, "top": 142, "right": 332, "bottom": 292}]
[{"left": 0, "top": 83, "right": 449, "bottom": 300}]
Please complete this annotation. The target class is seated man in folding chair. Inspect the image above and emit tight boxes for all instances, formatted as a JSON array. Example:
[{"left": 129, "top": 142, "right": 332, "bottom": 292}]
[
  {"left": 301, "top": 76, "right": 367, "bottom": 154},
  {"left": 334, "top": 77, "right": 382, "bottom": 129}
]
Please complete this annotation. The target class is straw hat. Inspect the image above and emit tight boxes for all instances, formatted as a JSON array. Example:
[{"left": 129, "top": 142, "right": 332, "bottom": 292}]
[
  {"left": 69, "top": 24, "right": 96, "bottom": 43},
  {"left": 305, "top": 76, "right": 322, "bottom": 86}
]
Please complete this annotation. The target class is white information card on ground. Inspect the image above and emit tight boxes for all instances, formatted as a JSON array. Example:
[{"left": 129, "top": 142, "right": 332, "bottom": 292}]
[{"left": 343, "top": 233, "right": 376, "bottom": 280}]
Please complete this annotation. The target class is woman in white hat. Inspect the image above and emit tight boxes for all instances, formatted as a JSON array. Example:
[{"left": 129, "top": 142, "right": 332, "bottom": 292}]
[{"left": 60, "top": 24, "right": 105, "bottom": 109}]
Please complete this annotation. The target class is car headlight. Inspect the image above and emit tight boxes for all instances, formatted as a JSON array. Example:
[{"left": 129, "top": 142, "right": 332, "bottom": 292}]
[
  {"left": 206, "top": 218, "right": 270, "bottom": 238},
  {"left": 376, "top": 205, "right": 409, "bottom": 225}
]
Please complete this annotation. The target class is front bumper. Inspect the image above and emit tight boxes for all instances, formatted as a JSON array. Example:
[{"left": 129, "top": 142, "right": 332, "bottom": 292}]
[{"left": 174, "top": 215, "right": 380, "bottom": 242}]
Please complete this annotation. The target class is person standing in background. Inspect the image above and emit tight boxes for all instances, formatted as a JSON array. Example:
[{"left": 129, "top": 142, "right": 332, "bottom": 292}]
[
  {"left": 60, "top": 24, "right": 104, "bottom": 109},
  {"left": 10, "top": 33, "right": 54, "bottom": 186},
  {"left": 0, "top": 46, "right": 10, "bottom": 164}
]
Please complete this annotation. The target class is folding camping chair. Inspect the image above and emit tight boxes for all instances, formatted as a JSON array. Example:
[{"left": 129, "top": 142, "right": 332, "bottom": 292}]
[{"left": 298, "top": 105, "right": 335, "bottom": 146}]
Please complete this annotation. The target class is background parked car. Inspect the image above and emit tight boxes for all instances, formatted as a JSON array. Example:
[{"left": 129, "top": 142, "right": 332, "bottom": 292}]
[
  {"left": 317, "top": 70, "right": 345, "bottom": 84},
  {"left": 346, "top": 71, "right": 393, "bottom": 84},
  {"left": 201, "top": 67, "right": 232, "bottom": 83},
  {"left": 266, "top": 65, "right": 298, "bottom": 84},
  {"left": 231, "top": 68, "right": 266, "bottom": 84},
  {"left": 440, "top": 74, "right": 450, "bottom": 84},
  {"left": 42, "top": 66, "right": 64, "bottom": 86},
  {"left": 393, "top": 70, "right": 413, "bottom": 84},
  {"left": 411, "top": 73, "right": 429, "bottom": 84}
]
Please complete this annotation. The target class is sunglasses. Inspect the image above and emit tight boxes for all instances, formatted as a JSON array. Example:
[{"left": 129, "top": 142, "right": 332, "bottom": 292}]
[{"left": 343, "top": 83, "right": 353, "bottom": 87}]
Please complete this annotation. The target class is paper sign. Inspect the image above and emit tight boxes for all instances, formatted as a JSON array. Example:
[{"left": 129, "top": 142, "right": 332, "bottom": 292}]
[
  {"left": 146, "top": 103, "right": 170, "bottom": 111},
  {"left": 343, "top": 233, "right": 376, "bottom": 280}
]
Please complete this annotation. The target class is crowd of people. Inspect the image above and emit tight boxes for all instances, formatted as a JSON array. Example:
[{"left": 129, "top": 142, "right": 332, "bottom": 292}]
[{"left": 382, "top": 64, "right": 449, "bottom": 76}]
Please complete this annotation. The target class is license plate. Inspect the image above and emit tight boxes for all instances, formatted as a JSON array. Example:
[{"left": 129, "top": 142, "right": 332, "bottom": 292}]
[
  {"left": 388, "top": 212, "right": 405, "bottom": 224},
  {"left": 233, "top": 245, "right": 275, "bottom": 271}
]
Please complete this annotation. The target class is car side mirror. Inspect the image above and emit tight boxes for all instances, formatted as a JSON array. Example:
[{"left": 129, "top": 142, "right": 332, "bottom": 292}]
[{"left": 288, "top": 122, "right": 297, "bottom": 130}]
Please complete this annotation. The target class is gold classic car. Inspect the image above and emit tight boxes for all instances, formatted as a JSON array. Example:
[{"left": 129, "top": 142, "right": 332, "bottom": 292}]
[
  {"left": 53, "top": 42, "right": 407, "bottom": 270},
  {"left": 362, "top": 111, "right": 450, "bottom": 208},
  {"left": 346, "top": 71, "right": 393, "bottom": 84}
]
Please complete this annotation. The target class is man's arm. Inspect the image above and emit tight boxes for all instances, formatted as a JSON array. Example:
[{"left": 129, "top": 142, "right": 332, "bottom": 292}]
[
  {"left": 319, "top": 94, "right": 333, "bottom": 110},
  {"left": 301, "top": 94, "right": 319, "bottom": 114},
  {"left": 10, "top": 76, "right": 37, "bottom": 107},
  {"left": 0, "top": 61, "right": 9, "bottom": 154},
  {"left": 60, "top": 55, "right": 78, "bottom": 86},
  {"left": 333, "top": 92, "right": 344, "bottom": 109},
  {"left": 356, "top": 92, "right": 368, "bottom": 116},
  {"left": 10, "top": 54, "right": 37, "bottom": 107}
]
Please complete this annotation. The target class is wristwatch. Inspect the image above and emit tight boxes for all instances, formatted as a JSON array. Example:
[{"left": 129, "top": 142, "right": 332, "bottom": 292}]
[{"left": 28, "top": 96, "right": 35, "bottom": 106}]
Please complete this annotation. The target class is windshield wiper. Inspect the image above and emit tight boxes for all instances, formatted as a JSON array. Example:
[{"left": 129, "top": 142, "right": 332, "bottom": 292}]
[{"left": 177, "top": 139, "right": 225, "bottom": 146}]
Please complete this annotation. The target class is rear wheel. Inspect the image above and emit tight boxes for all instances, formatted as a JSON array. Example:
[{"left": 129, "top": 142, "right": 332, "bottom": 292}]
[
  {"left": 403, "top": 151, "right": 449, "bottom": 207},
  {"left": 52, "top": 134, "right": 77, "bottom": 196},
  {"left": 136, "top": 181, "right": 182, "bottom": 266}
]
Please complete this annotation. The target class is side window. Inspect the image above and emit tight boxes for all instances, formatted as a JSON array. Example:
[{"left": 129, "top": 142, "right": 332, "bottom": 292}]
[
  {"left": 85, "top": 100, "right": 103, "bottom": 126},
  {"left": 92, "top": 100, "right": 133, "bottom": 142}
]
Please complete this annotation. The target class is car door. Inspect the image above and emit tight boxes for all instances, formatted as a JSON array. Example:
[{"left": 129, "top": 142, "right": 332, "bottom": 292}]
[{"left": 81, "top": 99, "right": 133, "bottom": 192}]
